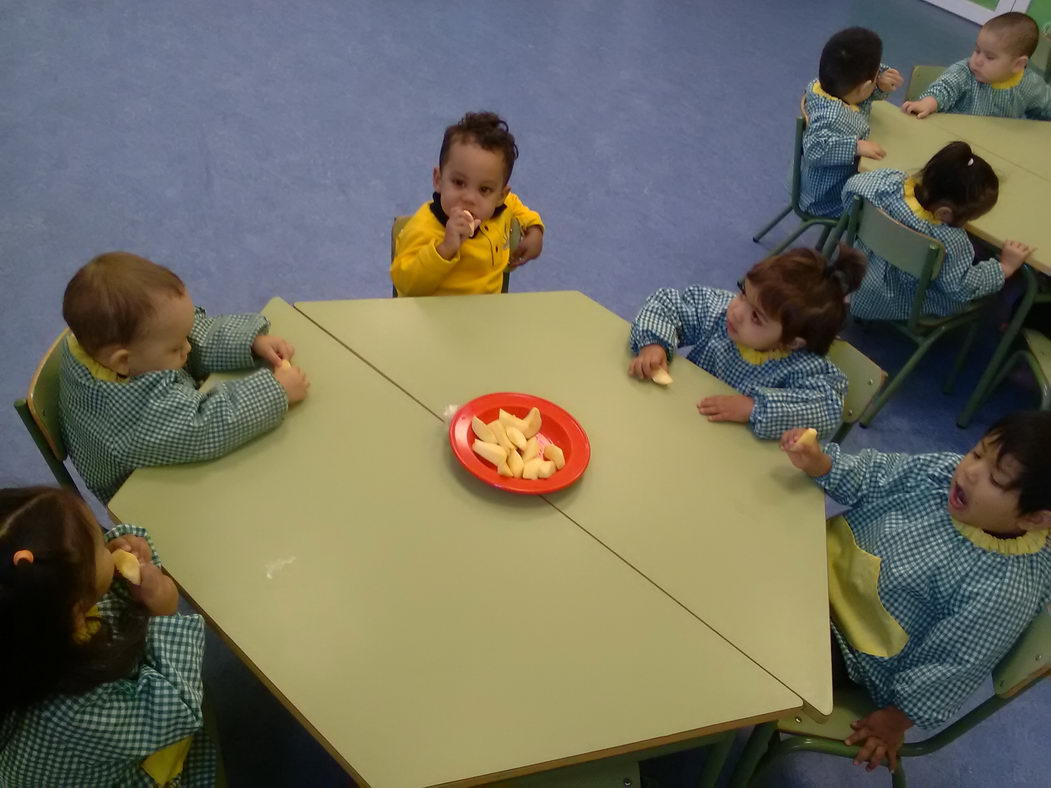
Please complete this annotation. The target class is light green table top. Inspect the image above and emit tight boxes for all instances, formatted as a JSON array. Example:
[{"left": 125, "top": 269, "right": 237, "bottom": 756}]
[
  {"left": 865, "top": 101, "right": 1049, "bottom": 273},
  {"left": 109, "top": 298, "right": 800, "bottom": 788},
  {"left": 924, "top": 111, "right": 1051, "bottom": 183},
  {"left": 296, "top": 292, "right": 834, "bottom": 718}
]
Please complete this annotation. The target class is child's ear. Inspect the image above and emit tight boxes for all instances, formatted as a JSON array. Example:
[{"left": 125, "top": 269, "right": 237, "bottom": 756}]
[
  {"left": 432, "top": 167, "right": 442, "bottom": 193},
  {"left": 1012, "top": 54, "right": 1029, "bottom": 74},
  {"left": 933, "top": 205, "right": 956, "bottom": 224},
  {"left": 102, "top": 347, "right": 131, "bottom": 377},
  {"left": 1019, "top": 509, "right": 1051, "bottom": 532}
]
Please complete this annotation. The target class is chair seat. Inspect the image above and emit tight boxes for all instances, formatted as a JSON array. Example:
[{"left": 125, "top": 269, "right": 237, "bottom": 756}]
[
  {"left": 1023, "top": 329, "right": 1051, "bottom": 373},
  {"left": 777, "top": 685, "right": 876, "bottom": 741}
]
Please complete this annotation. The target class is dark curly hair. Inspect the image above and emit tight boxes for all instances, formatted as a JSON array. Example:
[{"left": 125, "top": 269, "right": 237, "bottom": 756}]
[{"left": 439, "top": 111, "right": 519, "bottom": 183}]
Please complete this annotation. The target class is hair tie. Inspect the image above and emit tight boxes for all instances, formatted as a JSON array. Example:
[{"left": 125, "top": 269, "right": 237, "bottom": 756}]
[
  {"left": 967, "top": 157, "right": 974, "bottom": 166},
  {"left": 12, "top": 550, "right": 34, "bottom": 566}
]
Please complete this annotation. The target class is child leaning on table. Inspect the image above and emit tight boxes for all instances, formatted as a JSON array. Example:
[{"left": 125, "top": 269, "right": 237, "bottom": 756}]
[
  {"left": 798, "top": 27, "right": 903, "bottom": 218},
  {"left": 628, "top": 246, "right": 866, "bottom": 440},
  {"left": 59, "top": 252, "right": 309, "bottom": 503},
  {"left": 391, "top": 111, "right": 545, "bottom": 296},
  {"left": 0, "top": 486, "right": 217, "bottom": 786},
  {"left": 779, "top": 410, "right": 1051, "bottom": 773},
  {"left": 841, "top": 141, "right": 1035, "bottom": 321},
  {"left": 903, "top": 12, "right": 1051, "bottom": 121}
]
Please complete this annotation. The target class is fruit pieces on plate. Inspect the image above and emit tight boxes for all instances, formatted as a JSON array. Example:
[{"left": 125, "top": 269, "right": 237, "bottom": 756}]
[{"left": 471, "top": 406, "right": 562, "bottom": 480}]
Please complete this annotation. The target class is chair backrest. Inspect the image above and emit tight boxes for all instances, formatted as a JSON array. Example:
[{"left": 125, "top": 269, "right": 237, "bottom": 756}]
[
  {"left": 826, "top": 339, "right": 887, "bottom": 427},
  {"left": 845, "top": 195, "right": 945, "bottom": 329},
  {"left": 390, "top": 215, "right": 521, "bottom": 296},
  {"left": 787, "top": 96, "right": 808, "bottom": 208},
  {"left": 1031, "top": 34, "right": 1051, "bottom": 83},
  {"left": 993, "top": 605, "right": 1050, "bottom": 698},
  {"left": 13, "top": 330, "right": 78, "bottom": 488},
  {"left": 905, "top": 65, "right": 945, "bottom": 101}
]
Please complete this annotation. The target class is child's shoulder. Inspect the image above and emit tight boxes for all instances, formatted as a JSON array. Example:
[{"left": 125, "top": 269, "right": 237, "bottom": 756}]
[{"left": 844, "top": 168, "right": 906, "bottom": 200}]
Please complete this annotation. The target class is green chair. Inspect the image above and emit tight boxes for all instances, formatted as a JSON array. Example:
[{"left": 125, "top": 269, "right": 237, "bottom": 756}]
[
  {"left": 975, "top": 328, "right": 1051, "bottom": 412},
  {"left": 751, "top": 98, "right": 839, "bottom": 255},
  {"left": 827, "top": 338, "right": 887, "bottom": 443},
  {"left": 904, "top": 65, "right": 945, "bottom": 102},
  {"left": 838, "top": 195, "right": 991, "bottom": 428},
  {"left": 728, "top": 605, "right": 1050, "bottom": 787},
  {"left": 1031, "top": 34, "right": 1051, "bottom": 83},
  {"left": 13, "top": 330, "right": 78, "bottom": 489},
  {"left": 390, "top": 215, "right": 519, "bottom": 297}
]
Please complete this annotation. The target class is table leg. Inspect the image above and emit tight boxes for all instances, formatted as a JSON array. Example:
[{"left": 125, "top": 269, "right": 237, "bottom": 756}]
[{"left": 958, "top": 265, "right": 1041, "bottom": 427}]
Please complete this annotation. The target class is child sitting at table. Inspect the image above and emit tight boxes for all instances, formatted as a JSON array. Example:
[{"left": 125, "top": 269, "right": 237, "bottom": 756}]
[
  {"left": 841, "top": 141, "right": 1035, "bottom": 320},
  {"left": 59, "top": 252, "right": 309, "bottom": 503},
  {"left": 799, "top": 27, "right": 903, "bottom": 218},
  {"left": 391, "top": 111, "right": 545, "bottom": 296},
  {"left": 903, "top": 12, "right": 1051, "bottom": 120},
  {"left": 0, "top": 486, "right": 217, "bottom": 785},
  {"left": 628, "top": 246, "right": 865, "bottom": 440},
  {"left": 779, "top": 410, "right": 1051, "bottom": 773}
]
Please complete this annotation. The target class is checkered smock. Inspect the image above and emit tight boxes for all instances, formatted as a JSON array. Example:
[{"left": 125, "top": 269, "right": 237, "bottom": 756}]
[
  {"left": 920, "top": 60, "right": 1051, "bottom": 119},
  {"left": 841, "top": 169, "right": 1004, "bottom": 320},
  {"left": 629, "top": 286, "right": 846, "bottom": 439},
  {"left": 815, "top": 445, "right": 1051, "bottom": 728},
  {"left": 799, "top": 73, "right": 889, "bottom": 218},
  {"left": 0, "top": 525, "right": 216, "bottom": 786},
  {"left": 60, "top": 307, "right": 289, "bottom": 502}
]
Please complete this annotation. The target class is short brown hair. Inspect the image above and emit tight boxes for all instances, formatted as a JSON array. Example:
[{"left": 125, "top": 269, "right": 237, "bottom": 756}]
[
  {"left": 439, "top": 111, "right": 519, "bottom": 183},
  {"left": 744, "top": 246, "right": 867, "bottom": 356},
  {"left": 62, "top": 252, "right": 186, "bottom": 355},
  {"left": 983, "top": 12, "right": 1040, "bottom": 58}
]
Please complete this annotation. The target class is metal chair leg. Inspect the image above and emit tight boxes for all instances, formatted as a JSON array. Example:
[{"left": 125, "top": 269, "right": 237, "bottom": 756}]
[
  {"left": 753, "top": 206, "right": 793, "bottom": 243},
  {"left": 860, "top": 330, "right": 948, "bottom": 427},
  {"left": 728, "top": 722, "right": 777, "bottom": 788},
  {"left": 698, "top": 731, "right": 736, "bottom": 788},
  {"left": 944, "top": 322, "right": 979, "bottom": 394}
]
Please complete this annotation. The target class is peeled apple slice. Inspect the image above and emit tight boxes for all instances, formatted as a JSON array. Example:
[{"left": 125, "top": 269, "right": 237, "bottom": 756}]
[
  {"left": 651, "top": 368, "right": 673, "bottom": 386},
  {"left": 472, "top": 440, "right": 507, "bottom": 467},
  {"left": 793, "top": 428, "right": 819, "bottom": 449},
  {"left": 522, "top": 436, "right": 540, "bottom": 462},
  {"left": 279, "top": 359, "right": 292, "bottom": 370},
  {"left": 506, "top": 449, "right": 524, "bottom": 478},
  {"left": 537, "top": 460, "right": 556, "bottom": 479},
  {"left": 522, "top": 457, "right": 543, "bottom": 480},
  {"left": 472, "top": 417, "right": 496, "bottom": 443},
  {"left": 543, "top": 444, "right": 565, "bottom": 470},
  {"left": 498, "top": 409, "right": 530, "bottom": 434},
  {"left": 521, "top": 407, "right": 542, "bottom": 438},
  {"left": 113, "top": 549, "right": 141, "bottom": 585},
  {"left": 488, "top": 420, "right": 515, "bottom": 452},
  {"left": 506, "top": 426, "right": 528, "bottom": 451}
]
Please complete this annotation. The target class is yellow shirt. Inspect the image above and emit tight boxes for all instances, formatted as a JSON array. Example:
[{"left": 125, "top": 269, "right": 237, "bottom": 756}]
[{"left": 391, "top": 192, "right": 543, "bottom": 296}]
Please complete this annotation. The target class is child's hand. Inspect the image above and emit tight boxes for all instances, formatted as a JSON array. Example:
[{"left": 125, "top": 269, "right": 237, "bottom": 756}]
[
  {"left": 846, "top": 706, "right": 912, "bottom": 773},
  {"left": 437, "top": 208, "right": 474, "bottom": 259},
  {"left": 876, "top": 68, "right": 903, "bottom": 93},
  {"left": 253, "top": 335, "right": 295, "bottom": 367},
  {"left": 697, "top": 394, "right": 754, "bottom": 424},
  {"left": 509, "top": 226, "right": 544, "bottom": 269},
  {"left": 1000, "top": 240, "right": 1035, "bottom": 277},
  {"left": 857, "top": 140, "right": 886, "bottom": 160},
  {"left": 274, "top": 363, "right": 310, "bottom": 404},
  {"left": 132, "top": 563, "right": 180, "bottom": 617},
  {"left": 628, "top": 344, "right": 668, "bottom": 380},
  {"left": 779, "top": 428, "right": 833, "bottom": 477},
  {"left": 108, "top": 535, "right": 151, "bottom": 566},
  {"left": 901, "top": 97, "right": 937, "bottom": 118}
]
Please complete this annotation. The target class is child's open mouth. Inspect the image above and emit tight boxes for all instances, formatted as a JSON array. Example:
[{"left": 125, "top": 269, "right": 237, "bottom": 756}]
[{"left": 949, "top": 482, "right": 968, "bottom": 512}]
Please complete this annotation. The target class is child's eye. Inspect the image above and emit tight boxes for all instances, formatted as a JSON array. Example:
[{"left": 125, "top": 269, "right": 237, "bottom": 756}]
[
  {"left": 480, "top": 186, "right": 492, "bottom": 194},
  {"left": 453, "top": 179, "right": 464, "bottom": 187}
]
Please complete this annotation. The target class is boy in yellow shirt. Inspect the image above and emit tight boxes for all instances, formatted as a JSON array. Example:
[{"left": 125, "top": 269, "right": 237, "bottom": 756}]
[{"left": 391, "top": 111, "right": 544, "bottom": 296}]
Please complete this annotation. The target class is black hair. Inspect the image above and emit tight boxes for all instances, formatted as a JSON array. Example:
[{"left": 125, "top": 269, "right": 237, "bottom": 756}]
[
  {"left": 914, "top": 141, "right": 999, "bottom": 226},
  {"left": 0, "top": 487, "right": 147, "bottom": 715},
  {"left": 438, "top": 111, "right": 519, "bottom": 184},
  {"left": 985, "top": 411, "right": 1051, "bottom": 515},
  {"left": 818, "top": 27, "right": 883, "bottom": 100}
]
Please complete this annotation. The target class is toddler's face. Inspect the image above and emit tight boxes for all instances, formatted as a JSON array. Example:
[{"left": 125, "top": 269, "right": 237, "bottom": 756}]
[
  {"left": 726, "top": 278, "right": 790, "bottom": 351},
  {"left": 969, "top": 30, "right": 1026, "bottom": 84},
  {"left": 433, "top": 141, "right": 511, "bottom": 224},
  {"left": 123, "top": 291, "right": 195, "bottom": 377},
  {"left": 948, "top": 438, "right": 1026, "bottom": 535}
]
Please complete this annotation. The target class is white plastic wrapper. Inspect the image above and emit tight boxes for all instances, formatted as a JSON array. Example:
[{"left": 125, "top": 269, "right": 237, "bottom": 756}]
[{"left": 441, "top": 403, "right": 460, "bottom": 422}]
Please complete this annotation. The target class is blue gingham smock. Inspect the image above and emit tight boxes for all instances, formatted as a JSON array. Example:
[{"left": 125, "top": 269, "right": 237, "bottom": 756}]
[
  {"left": 0, "top": 525, "right": 216, "bottom": 786},
  {"left": 799, "top": 72, "right": 890, "bottom": 218},
  {"left": 60, "top": 307, "right": 289, "bottom": 502},
  {"left": 920, "top": 60, "right": 1051, "bottom": 120},
  {"left": 841, "top": 169, "right": 1004, "bottom": 320},
  {"left": 815, "top": 444, "right": 1051, "bottom": 728},
  {"left": 629, "top": 286, "right": 846, "bottom": 439}
]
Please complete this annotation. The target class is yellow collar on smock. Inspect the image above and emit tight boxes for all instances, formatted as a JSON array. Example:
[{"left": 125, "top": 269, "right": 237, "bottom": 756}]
[
  {"left": 811, "top": 81, "right": 860, "bottom": 111},
  {"left": 735, "top": 342, "right": 793, "bottom": 365},
  {"left": 952, "top": 518, "right": 1047, "bottom": 556},
  {"left": 68, "top": 336, "right": 126, "bottom": 382},
  {"left": 903, "top": 177, "right": 941, "bottom": 224},
  {"left": 990, "top": 70, "right": 1024, "bottom": 90}
]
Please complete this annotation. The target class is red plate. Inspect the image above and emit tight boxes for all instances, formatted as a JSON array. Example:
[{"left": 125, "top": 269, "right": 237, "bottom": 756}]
[{"left": 449, "top": 393, "right": 591, "bottom": 494}]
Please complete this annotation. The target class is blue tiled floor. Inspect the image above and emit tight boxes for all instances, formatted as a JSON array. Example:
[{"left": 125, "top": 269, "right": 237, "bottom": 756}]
[{"left": 2, "top": 1, "right": 1047, "bottom": 785}]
